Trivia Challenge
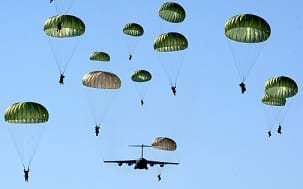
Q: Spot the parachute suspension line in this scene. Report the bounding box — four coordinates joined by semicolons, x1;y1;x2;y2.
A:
7;125;25;167
156;54;173;87
173;52;186;86
83;89;117;129
124;36;140;58
264;100;295;130
132;42;139;57
280;100;295;125
271;108;283;130
227;40;243;81
243;44;264;82
124;36;131;56
133;82;150;101
141;83;151;99
65;0;77;14
27;125;46;169
62;38;81;74
263;101;291;130
7;124;44;169
263;106;275;130
54;0;77;14
84;91;99;127
130;38;139;56
47;37;63;74
54;1;59;15
243;59;256;82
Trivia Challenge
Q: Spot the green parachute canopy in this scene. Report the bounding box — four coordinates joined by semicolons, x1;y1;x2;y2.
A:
82;71;121;89
152;137;177;151
159;2;186;23
154;32;188;52
131;70;152;82
89;52;110;62
224;14;271;43
123;23;144;37
265;76;298;98
44;14;85;38
4;102;49;124
262;94;286;106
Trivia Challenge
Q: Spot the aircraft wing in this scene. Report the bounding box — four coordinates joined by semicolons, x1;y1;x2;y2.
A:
104;160;136;165
146;160;179;166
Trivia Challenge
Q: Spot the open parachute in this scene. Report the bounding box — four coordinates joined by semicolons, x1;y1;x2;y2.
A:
159;2;186;23
123;23;144;61
131;70;152;82
44;15;85;38
262;76;298;134
44;14;85;84
4;102;49;170
225;14;270;93
82;71;121;89
225;14;271;43
152;137;177;151
262;95;286;106
154;32;188;52
131;70;152;106
82;71;121;136
89;52;110;62
154;32;188;95
123;23;144;37
264;76;298;98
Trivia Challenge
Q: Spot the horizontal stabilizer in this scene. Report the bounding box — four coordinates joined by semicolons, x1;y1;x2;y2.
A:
128;144;152;148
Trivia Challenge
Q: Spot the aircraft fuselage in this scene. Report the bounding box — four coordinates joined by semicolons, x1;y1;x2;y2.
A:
134;158;148;169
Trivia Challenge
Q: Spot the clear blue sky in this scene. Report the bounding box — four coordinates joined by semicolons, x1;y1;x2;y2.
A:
0;0;302;188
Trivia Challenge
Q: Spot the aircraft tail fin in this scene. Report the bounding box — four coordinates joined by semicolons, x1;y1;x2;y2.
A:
128;144;152;158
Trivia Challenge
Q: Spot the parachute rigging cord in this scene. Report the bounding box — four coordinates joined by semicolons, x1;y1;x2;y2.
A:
280;99;295;125
8;127;26;167
85;91;107;126
62;39;81;74
47;37;62;75
83;86;118;131
7;124;46;169
133;82;150;104
174;52;186;86
263;106;281;130
131;70;152;105
5;102;49;173
263;99;295;130
242;44;264;82
156;51;186;89
28;126;46;168
227;40;264;83
123;23;144;61
54;0;77;15
157;53;173;85
47;33;81;75
124;35;141;61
